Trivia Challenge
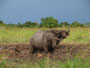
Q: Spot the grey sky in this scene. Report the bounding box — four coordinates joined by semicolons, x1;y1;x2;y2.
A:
0;0;90;24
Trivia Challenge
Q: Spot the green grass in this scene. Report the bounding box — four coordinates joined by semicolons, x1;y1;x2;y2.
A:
62;27;90;44
0;28;36;43
0;57;90;68
0;27;90;44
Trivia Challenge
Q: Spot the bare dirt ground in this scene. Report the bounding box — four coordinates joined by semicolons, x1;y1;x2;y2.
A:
0;43;90;61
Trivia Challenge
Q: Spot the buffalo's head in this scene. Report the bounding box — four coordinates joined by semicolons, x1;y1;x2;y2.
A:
50;29;70;39
58;29;70;39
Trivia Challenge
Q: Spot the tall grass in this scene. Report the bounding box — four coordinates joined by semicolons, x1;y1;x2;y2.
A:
0;27;90;44
0;57;90;68
62;27;90;44
0;28;36;43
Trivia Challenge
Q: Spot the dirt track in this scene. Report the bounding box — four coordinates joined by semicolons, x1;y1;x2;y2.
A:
0;43;90;61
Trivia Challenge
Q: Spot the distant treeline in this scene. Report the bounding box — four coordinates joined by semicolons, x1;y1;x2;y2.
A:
0;17;90;28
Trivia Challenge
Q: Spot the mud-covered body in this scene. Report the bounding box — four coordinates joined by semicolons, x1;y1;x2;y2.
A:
30;29;70;53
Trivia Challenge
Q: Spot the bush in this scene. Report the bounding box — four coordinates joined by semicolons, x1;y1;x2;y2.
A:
40;17;58;28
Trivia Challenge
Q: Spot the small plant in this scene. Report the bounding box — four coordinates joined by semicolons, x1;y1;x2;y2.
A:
0;61;7;68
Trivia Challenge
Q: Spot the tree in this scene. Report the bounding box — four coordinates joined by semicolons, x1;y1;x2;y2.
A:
0;20;4;24
71;21;81;27
24;21;32;27
59;22;70;27
17;22;23;28
40;17;58;28
86;23;90;27
23;21;39;28
80;23;85;27
32;22;39;27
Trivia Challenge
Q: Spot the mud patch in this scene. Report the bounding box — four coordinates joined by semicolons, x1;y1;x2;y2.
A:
0;43;90;61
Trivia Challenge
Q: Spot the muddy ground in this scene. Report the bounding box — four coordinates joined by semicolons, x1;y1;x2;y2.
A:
0;43;90;61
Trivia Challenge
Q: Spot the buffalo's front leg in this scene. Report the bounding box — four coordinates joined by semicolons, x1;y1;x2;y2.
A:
44;47;49;54
30;46;38;54
43;38;49;54
30;46;35;54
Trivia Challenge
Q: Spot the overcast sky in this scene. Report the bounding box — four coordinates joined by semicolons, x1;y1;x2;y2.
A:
0;0;90;24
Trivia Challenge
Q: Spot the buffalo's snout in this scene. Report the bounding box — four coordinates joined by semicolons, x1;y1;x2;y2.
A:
63;36;66;39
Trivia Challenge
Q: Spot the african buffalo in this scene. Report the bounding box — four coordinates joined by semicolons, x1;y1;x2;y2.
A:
30;29;70;54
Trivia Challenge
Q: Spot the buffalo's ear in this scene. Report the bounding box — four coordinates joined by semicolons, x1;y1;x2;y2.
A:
68;29;70;33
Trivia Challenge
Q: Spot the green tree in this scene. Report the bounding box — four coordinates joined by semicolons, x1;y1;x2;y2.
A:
59;22;70;27
80;23;86;27
17;22;23;28
71;21;81;27
0;20;5;24
23;21;39;28
86;23;90;27
0;20;7;28
40;17;58;28
24;21;32;27
32;22;39;27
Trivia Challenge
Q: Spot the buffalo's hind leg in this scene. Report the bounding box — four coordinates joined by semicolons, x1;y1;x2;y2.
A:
30;46;36;54
48;47;55;54
30;46;38;54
